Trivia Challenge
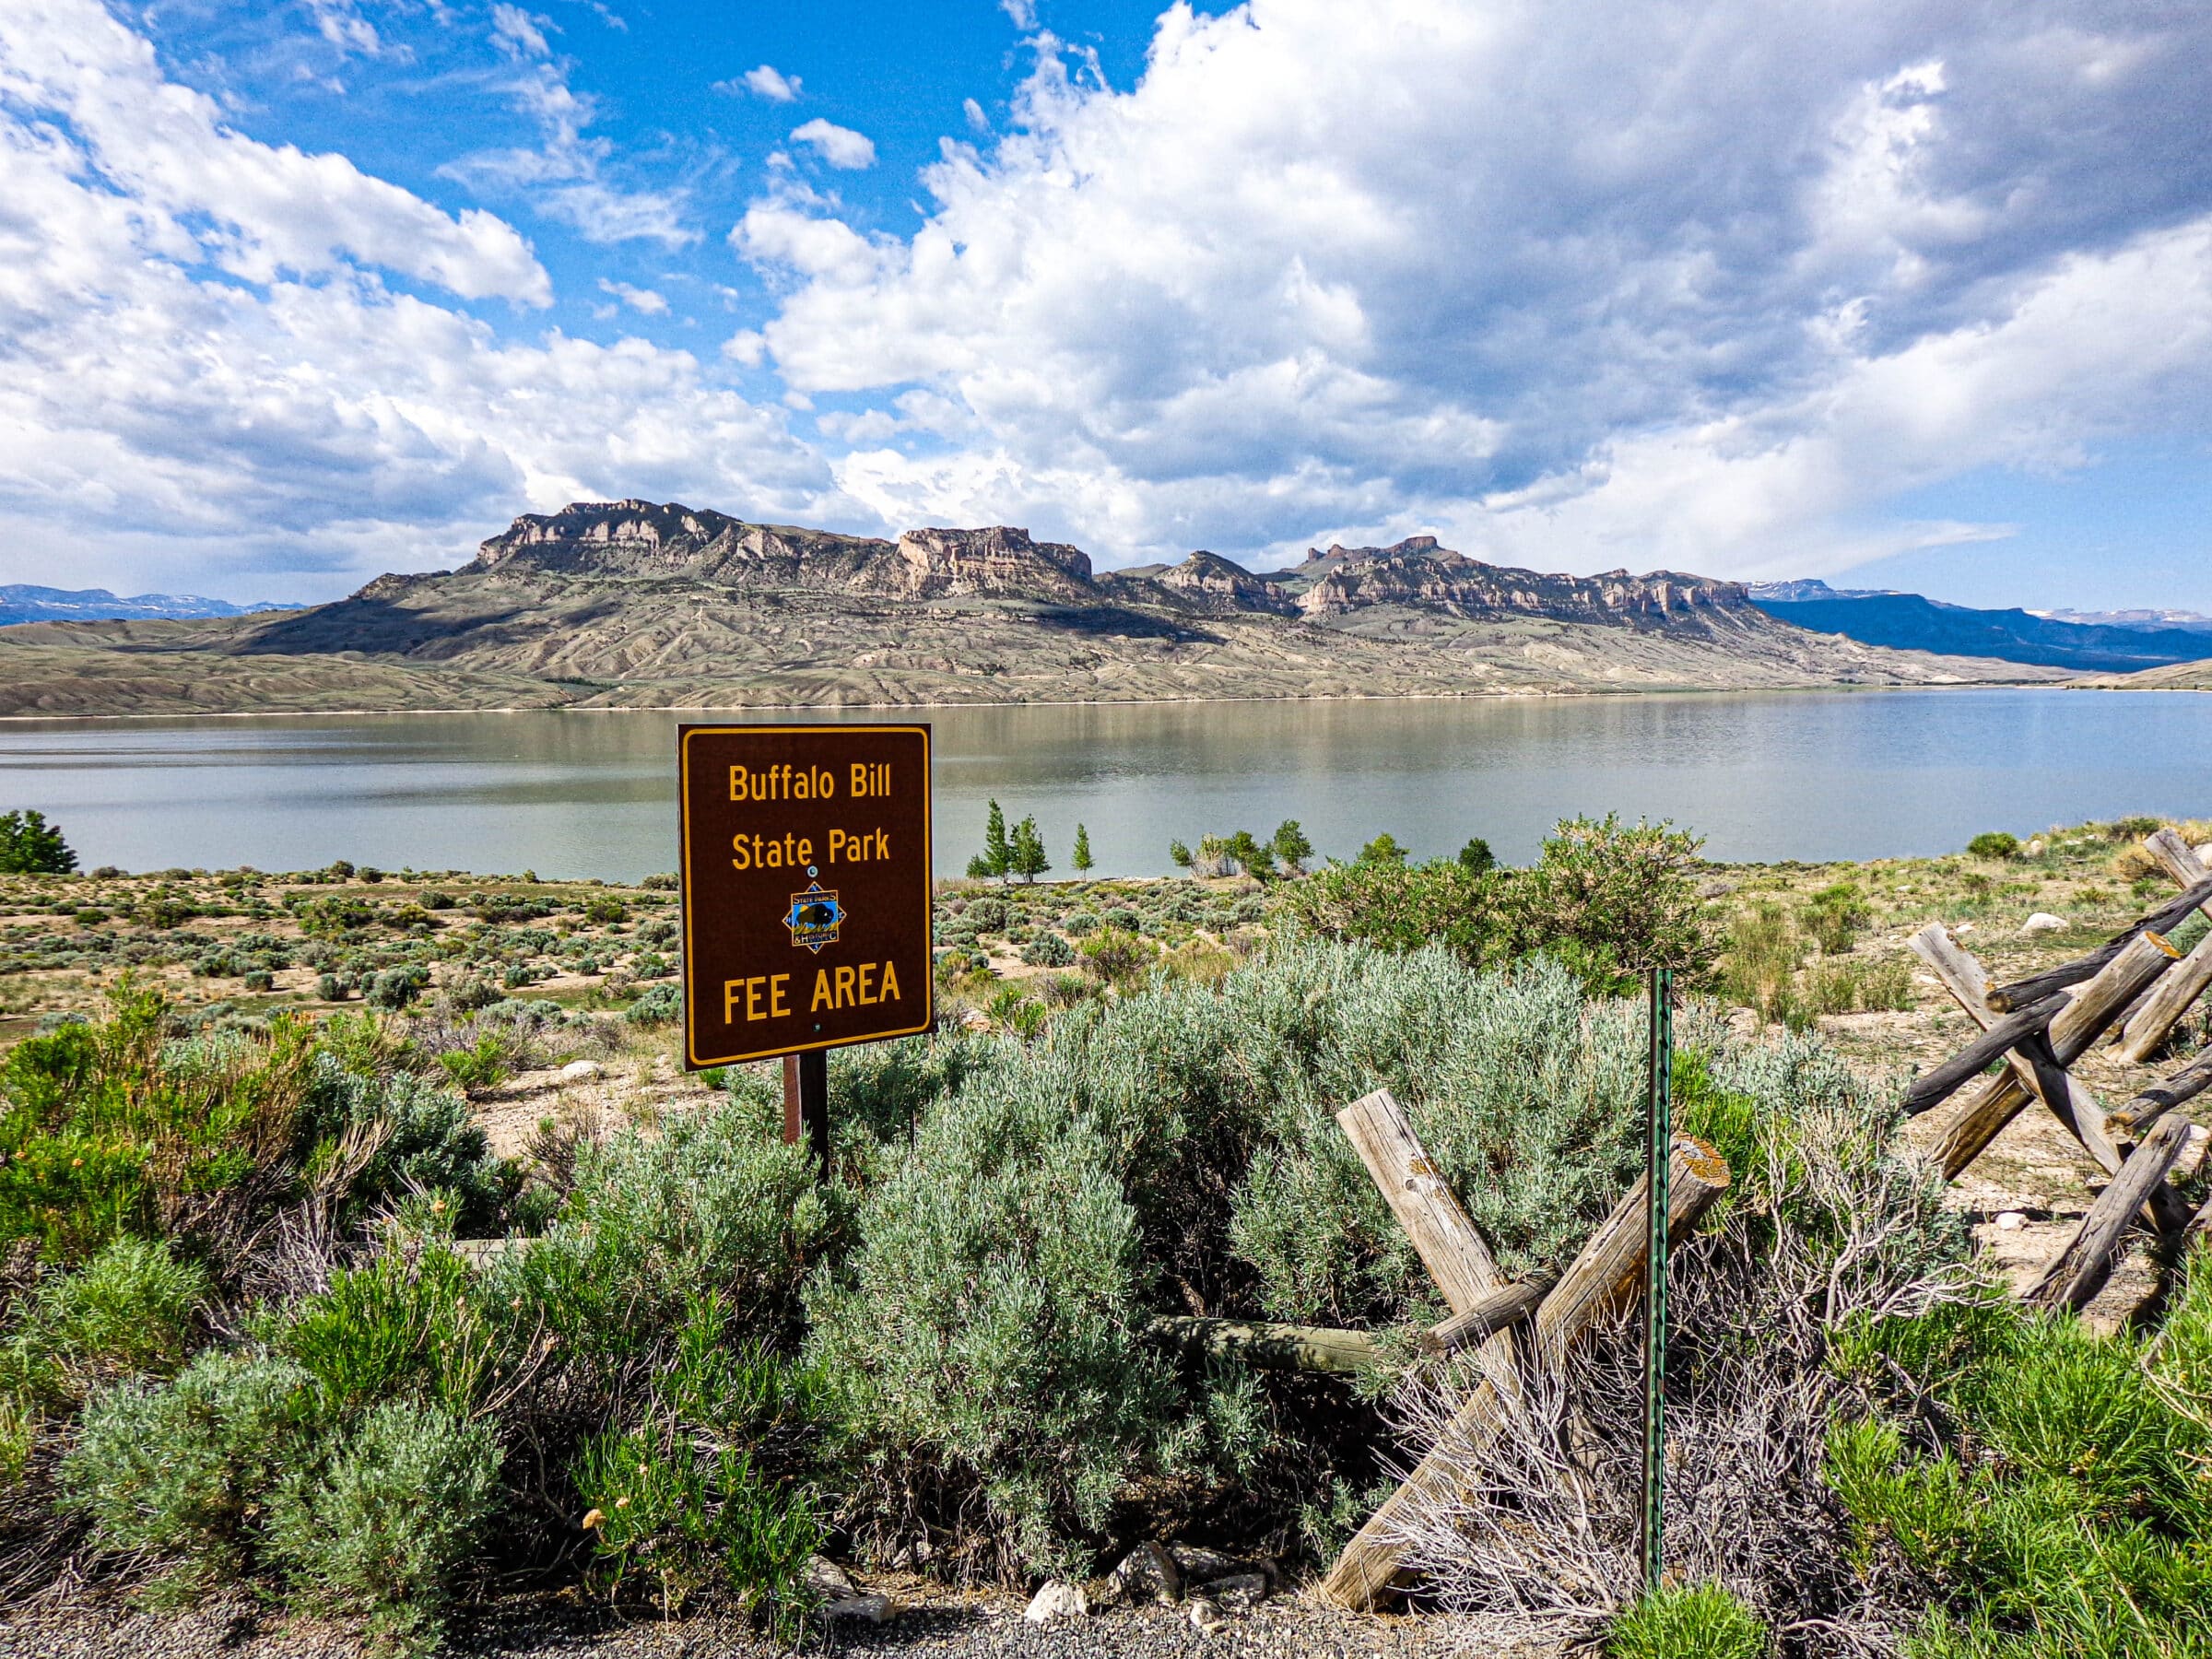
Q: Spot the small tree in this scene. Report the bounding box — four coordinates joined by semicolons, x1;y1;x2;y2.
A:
1271;820;1313;877
982;800;1013;884
1357;832;1408;867
0;809;78;875
1010;817;1050;884
1457;836;1495;875
1071;823;1093;875
1222;830;1270;880
1167;839;1194;870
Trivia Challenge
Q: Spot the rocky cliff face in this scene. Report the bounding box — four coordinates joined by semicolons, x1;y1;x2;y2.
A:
468;501;1094;604
1283;538;1753;623
1150;550;1298;615
889;526;1094;602
453;500;1750;628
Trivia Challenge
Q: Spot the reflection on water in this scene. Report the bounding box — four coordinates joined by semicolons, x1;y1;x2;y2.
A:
0;690;2206;880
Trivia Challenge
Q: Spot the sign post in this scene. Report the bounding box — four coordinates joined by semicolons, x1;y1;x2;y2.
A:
1641;965;1672;1595
677;724;934;1170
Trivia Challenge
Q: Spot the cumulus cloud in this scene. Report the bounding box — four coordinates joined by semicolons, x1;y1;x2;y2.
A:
788;117;877;170
597;277;669;313
739;0;2212;575
0;0;848;598
719;63;801;100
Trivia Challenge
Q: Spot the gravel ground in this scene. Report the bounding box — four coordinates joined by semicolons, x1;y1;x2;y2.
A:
0;1583;1509;1659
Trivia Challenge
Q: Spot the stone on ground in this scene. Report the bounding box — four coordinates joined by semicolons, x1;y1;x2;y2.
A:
1024;1581;1088;1624
1108;1541;1182;1606
2019;912;2067;935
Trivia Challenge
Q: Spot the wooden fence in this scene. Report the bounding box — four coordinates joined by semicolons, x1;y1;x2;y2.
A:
1258;826;2212;1608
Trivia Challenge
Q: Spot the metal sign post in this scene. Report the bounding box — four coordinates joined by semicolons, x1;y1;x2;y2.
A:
677;724;935;1175
1641;965;1672;1594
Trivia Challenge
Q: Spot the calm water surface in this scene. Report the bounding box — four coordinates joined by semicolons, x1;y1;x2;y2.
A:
0;690;2206;880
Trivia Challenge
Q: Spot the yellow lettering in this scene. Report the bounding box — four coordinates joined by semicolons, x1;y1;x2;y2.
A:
811;969;832;1012
730;833;749;871
858;961;877;1003
851;763;866;798
880;959;900;1002
723;979;744;1022
828;828;846;862
745;976;767;1021
770;974;790;1018
834;964;856;1007
729;766;746;802
797;837;813;865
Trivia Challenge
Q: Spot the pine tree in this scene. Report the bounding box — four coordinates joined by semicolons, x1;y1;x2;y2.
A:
1457;836;1496;875
0;809;76;875
1071;823;1093;875
982;800;1012;883
1271;819;1314;876
1010;816;1050;883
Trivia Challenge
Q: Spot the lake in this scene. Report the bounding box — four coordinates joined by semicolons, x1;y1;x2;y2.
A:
0;689;2206;880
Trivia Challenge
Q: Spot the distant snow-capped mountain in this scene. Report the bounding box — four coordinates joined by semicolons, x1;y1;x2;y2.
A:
0;585;301;627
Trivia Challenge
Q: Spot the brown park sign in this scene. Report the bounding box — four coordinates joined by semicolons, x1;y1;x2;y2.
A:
677;724;933;1068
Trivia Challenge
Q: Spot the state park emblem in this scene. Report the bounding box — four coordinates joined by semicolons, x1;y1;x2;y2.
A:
783;880;844;953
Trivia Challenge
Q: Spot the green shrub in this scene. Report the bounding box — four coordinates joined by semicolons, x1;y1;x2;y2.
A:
1825;1248;2212;1658
1281;857;1497;958
3;1237;209;1402
300;1058;508;1233
1801;881;1872;955
266;1398;501;1651
625;982;682;1026
1021;933;1075;968
1496;814;1715;987
1722;901;1803;1026
280;1245;493;1416
1608;1581;1766;1659
805;1067;1189;1577
64;1350;324;1582
1079;926;1151;985
1967;831;2020;860
437;1033;510;1092
0;989;320;1260
572;1426;819;1630
487;1099;832;1372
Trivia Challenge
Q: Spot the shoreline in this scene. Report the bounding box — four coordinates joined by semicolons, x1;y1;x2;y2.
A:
0;674;2086;724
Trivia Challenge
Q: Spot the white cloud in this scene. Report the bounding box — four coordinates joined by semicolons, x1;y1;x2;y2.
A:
739;0;2212;574
719;63;801;101
489;5;553;61
962;97;989;132
597;277;668;314
0;0;850;599
443;41;696;247
788;117;877;171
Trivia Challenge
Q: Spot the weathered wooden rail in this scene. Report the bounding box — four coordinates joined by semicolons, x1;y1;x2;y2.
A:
1901;825;2212;1312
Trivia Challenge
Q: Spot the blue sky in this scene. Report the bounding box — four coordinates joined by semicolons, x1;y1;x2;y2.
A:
0;0;2206;610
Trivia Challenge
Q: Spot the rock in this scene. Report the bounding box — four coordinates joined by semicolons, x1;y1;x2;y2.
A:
1994;1211;2026;1231
1698;878;1738;899
559;1059;602;1082
1955;923;1975;935
2019;912;2067;935
823;1594;892;1624
2025;840;2046;857
1108;1541;1182;1606
1168;1545;1239;1582
1198;1572;1269;1612
804;1556;856;1600
1188;1598;1227;1633
1024;1581;1088;1624
959;1007;992;1031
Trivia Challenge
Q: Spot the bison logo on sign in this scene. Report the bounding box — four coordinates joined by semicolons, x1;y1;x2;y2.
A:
783;880;844;953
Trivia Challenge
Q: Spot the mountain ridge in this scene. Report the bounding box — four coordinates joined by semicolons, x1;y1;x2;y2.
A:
0;500;2067;717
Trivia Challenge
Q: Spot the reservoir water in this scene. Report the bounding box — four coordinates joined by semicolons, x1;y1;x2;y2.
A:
0;689;2206;881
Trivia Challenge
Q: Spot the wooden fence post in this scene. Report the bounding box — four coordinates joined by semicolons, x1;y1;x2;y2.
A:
1317;1135;1731;1610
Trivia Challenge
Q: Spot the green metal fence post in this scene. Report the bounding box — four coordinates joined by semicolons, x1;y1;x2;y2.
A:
1641;964;1672;1595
